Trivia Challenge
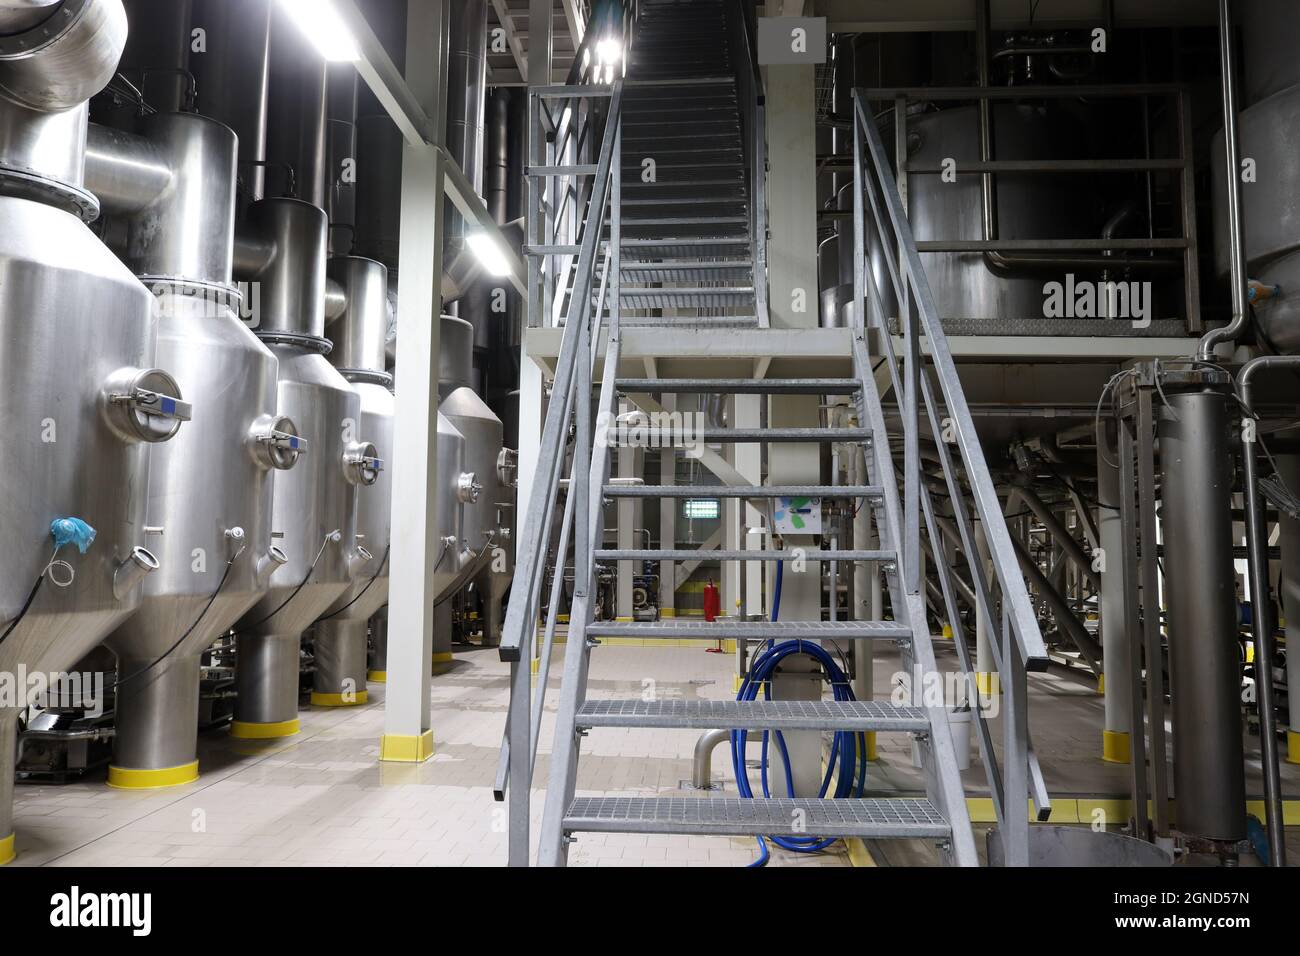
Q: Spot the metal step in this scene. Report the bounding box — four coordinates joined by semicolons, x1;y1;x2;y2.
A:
616;378;862;395
601;484;882;499
609;426;871;444
621;239;752;258
584;620;913;641
563;797;950;839
593;549;895;562
621;261;752;283
624;182;747;200
616;316;762;329
575;699;929;732
619;287;754;309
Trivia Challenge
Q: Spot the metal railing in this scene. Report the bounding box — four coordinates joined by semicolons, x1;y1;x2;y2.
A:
725;0;769;327
861;81;1200;335
496;73;624;865
850;89;1053;865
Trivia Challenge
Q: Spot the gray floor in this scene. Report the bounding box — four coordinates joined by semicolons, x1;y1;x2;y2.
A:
8;638;1296;866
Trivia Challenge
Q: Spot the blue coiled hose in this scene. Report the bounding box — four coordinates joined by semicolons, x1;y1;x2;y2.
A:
733;559;867;866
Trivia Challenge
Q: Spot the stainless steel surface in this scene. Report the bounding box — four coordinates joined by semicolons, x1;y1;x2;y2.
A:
0;0;126;112
316;257;394;700
438;313;475;395
446;0;487;244
691;728;729;790
1158;388;1246;842
326;257;389;374
0;1;182;836
189;0;271;203
90;113;239;291
233;198;366;728
83;123;171;215
441;381;514;645
99;110;291;774
237;197;329;339
0;0;60;34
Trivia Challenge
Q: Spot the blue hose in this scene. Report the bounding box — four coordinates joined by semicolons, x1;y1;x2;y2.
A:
733;558;867;865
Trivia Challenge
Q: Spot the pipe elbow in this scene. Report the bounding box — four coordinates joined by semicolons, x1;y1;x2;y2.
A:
347;545;375;579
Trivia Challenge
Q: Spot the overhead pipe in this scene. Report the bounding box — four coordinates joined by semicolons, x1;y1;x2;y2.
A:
1199;0;1251;360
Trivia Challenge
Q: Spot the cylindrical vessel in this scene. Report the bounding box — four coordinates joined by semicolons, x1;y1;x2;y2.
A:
0;0;184;857
232;198;374;737
97;112;298;787
1158;386;1246;843
313;256;394;705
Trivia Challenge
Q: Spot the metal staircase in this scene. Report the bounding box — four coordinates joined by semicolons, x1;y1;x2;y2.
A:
497;0;1052;868
617;0;768;327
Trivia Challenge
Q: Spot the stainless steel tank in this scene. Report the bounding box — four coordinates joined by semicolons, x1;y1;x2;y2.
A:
87;112;301;787
0;0;189;861
313;256;394;706
1213;0;1300;350
231;197;377;738
905;104;1091;322
439;316;516;649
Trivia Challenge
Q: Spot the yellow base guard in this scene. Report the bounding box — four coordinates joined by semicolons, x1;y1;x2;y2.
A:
107;760;200;790
431;651;454;664
230;718;301;739
367;670;387;683
1289;730;1300;765
1097;672;1105;695
310;690;369;707
0;832;14;865
976;672;1000;697
1102;729;1131;764
379;730;435;762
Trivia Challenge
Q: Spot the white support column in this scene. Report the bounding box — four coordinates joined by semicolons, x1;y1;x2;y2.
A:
1098;442;1133;764
736;394;763;682
381;0;450;763
762;1;817;330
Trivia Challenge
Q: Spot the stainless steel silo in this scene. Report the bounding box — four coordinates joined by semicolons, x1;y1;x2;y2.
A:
313;256;394;706
86;112;302;787
0;0;189;861
439;316;516;649
231;197;378;738
1213;0;1300;351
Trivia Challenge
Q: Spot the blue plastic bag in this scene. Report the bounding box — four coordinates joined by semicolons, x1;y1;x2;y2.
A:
50;517;96;554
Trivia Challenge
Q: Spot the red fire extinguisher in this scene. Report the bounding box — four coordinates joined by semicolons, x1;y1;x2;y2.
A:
703;579;720;622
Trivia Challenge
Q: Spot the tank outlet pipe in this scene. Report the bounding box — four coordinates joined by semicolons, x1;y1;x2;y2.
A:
346;545;375;579
458;472;483;504
692;729;730;790
254;546;289;589
113;547;160;600
1237;354;1297;865
1199;0;1251;360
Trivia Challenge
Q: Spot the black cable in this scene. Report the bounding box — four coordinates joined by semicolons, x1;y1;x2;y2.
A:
238;532;335;633
318;545;391;621
111;554;240;691
0;573;47;648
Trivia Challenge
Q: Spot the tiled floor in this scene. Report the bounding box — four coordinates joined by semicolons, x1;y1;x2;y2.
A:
10;638;1299;867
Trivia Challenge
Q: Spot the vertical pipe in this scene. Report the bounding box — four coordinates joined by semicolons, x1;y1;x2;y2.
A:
1159;387;1246;843
1279;456;1300;767
1098;430;1133;762
1199;0;1249;359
